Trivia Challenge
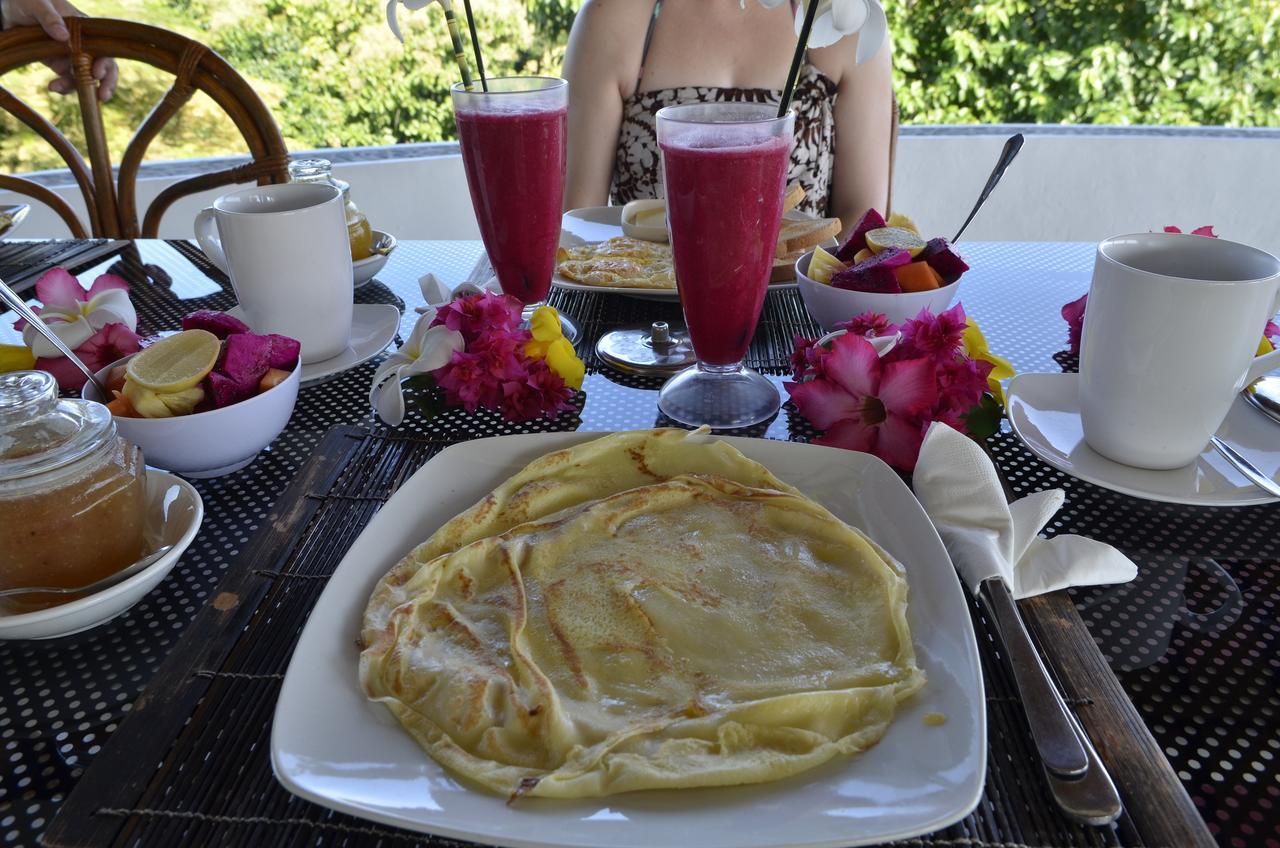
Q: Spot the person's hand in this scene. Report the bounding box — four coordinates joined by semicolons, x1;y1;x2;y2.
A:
1;0;118;101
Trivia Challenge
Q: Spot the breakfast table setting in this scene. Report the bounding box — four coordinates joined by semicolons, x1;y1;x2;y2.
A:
2;3;1279;848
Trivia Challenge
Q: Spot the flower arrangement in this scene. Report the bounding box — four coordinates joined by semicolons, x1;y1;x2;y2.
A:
6;268;142;390
786;303;1013;471
370;291;584;426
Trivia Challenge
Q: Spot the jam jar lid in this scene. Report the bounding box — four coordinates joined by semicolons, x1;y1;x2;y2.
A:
0;370;115;481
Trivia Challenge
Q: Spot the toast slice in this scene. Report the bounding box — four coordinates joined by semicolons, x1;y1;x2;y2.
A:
776;215;842;257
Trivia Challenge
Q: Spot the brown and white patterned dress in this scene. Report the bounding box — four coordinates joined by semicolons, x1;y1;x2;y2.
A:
611;65;838;217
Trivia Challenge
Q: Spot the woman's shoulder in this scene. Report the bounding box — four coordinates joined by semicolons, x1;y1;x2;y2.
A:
807;30;888;89
567;0;653;89
572;0;657;44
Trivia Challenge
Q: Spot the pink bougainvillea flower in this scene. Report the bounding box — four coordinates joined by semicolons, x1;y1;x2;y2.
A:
430;291;522;344
35;322;142;390
786;332;936;471
1265;319;1279;342
834;311;894;339
498;359;574;422
1163;225;1218;238
1062;293;1088;355
17;268;136;358
895;302;969;361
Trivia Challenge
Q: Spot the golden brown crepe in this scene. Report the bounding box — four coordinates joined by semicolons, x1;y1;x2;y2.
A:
359;431;925;800
557;236;676;289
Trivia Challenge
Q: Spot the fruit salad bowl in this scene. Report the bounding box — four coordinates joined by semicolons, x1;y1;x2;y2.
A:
795;249;959;329
83;354;299;479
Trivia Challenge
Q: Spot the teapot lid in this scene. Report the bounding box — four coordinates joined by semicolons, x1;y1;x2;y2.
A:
0;371;114;480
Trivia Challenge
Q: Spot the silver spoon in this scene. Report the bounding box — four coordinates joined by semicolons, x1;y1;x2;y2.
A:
1209;438;1280;498
953;133;1024;244
0;276;111;398
1244;376;1280;425
0;545;174;600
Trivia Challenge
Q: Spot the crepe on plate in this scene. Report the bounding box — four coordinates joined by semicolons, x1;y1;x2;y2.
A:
359;430;926;799
557;236;676;290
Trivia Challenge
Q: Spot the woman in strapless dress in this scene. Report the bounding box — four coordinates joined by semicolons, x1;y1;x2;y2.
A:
562;0;895;230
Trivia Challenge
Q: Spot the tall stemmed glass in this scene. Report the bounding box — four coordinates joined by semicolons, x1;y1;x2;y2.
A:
451;76;575;339
656;103;794;428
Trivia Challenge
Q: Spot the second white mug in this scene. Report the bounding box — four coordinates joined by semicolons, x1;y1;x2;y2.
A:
195;183;353;364
1079;232;1280;470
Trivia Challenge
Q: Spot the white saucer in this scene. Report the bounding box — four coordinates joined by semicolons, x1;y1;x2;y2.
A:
228;303;401;388
1007;372;1280;506
0;471;204;640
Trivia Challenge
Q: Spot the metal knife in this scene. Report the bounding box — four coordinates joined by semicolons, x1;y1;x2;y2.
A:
979;576;1089;777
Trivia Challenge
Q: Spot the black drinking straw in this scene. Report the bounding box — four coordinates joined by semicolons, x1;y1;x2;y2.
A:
462;0;488;92
778;1;820;118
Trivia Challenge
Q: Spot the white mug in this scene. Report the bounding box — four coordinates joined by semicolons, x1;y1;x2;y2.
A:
195;183;353;364
1079;232;1280;469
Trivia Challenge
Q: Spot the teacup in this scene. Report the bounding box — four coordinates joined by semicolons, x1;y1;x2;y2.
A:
1079;233;1280;469
195;183;353;364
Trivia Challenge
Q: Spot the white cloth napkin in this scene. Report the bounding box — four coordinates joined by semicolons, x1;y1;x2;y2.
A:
913;422;1137;599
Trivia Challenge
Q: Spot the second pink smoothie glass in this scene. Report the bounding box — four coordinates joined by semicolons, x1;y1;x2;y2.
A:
451;77;574;337
656;103;794;428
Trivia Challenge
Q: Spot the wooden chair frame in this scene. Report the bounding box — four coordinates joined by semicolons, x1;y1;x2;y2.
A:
0;18;288;238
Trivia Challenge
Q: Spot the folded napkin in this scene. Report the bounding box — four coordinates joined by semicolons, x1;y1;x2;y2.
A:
913;422;1137;599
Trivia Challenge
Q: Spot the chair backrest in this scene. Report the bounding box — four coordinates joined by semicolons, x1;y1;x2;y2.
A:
0;18;288;238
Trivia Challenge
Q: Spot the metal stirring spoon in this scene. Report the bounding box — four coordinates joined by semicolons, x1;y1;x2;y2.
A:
0;546;174;600
0;276;111;398
953;133;1025;244
1244;376;1280;425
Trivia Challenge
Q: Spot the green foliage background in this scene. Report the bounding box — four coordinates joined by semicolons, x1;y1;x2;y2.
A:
1;0;1277;172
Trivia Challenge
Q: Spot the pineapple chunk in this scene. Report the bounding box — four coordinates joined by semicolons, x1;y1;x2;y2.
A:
806;246;849;285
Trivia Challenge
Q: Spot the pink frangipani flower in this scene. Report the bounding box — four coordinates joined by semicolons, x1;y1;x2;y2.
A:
786;332;937;471
35;322;141;390
17;268;136;358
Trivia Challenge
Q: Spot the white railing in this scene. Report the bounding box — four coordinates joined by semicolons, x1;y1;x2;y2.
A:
3;125;1278;255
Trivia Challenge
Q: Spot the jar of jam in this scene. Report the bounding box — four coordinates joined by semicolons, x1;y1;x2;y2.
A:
0;371;147;612
288;157;374;261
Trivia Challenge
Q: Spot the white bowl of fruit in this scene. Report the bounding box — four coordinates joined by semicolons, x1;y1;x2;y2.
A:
795;210;967;330
82;311;300;479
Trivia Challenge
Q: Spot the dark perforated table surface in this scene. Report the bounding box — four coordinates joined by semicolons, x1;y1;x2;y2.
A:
0;239;1275;848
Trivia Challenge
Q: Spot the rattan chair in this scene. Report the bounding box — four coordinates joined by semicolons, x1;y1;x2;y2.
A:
0;18;288;238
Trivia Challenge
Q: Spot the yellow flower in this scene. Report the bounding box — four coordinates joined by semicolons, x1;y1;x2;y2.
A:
0;344;36;373
963;319;1015;404
523;306;585;390
1258;336;1275;357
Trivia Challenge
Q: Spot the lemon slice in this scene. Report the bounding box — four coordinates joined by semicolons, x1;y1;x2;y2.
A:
865;227;926;258
806;246;848;285
125;329;220;393
886;212;921;235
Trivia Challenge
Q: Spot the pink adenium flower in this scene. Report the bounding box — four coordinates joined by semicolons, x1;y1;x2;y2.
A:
896;303;968;360
1164;225;1218;237
430;291;522;344
1062;293;1088;355
786;332;936;471
34;322;141;390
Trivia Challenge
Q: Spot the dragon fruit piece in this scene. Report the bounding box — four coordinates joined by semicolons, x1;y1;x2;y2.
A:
834;208;887;262
218;333;273;386
181;310;250;339
205;370;258;409
830;247;911;293
921;238;969;284
265;334;301;370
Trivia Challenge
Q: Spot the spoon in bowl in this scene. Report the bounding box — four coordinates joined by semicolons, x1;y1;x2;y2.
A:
0;276;110;399
0;545;174;601
953;133;1025;244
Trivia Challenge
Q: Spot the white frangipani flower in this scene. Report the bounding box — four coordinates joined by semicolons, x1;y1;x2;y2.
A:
20;270;137;358
756;0;887;62
369;306;465;426
386;0;434;43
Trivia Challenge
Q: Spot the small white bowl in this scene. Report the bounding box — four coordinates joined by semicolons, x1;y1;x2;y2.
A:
353;230;396;288
83;355;300;478
795;250;960;330
0;470;203;640
620;199;668;243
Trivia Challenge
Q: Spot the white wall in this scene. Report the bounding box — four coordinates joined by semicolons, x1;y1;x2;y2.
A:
4;130;1279;255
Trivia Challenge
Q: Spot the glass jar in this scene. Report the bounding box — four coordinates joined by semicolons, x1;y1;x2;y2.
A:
288;157;374;261
0;371;147;612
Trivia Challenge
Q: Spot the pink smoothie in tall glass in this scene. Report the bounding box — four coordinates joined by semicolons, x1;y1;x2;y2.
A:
661;133;790;366
455;105;566;304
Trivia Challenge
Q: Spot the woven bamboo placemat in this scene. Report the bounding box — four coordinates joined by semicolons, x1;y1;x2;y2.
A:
44;425;1159;848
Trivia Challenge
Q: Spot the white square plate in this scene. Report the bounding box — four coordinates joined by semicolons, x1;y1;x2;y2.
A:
272;433;985;848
